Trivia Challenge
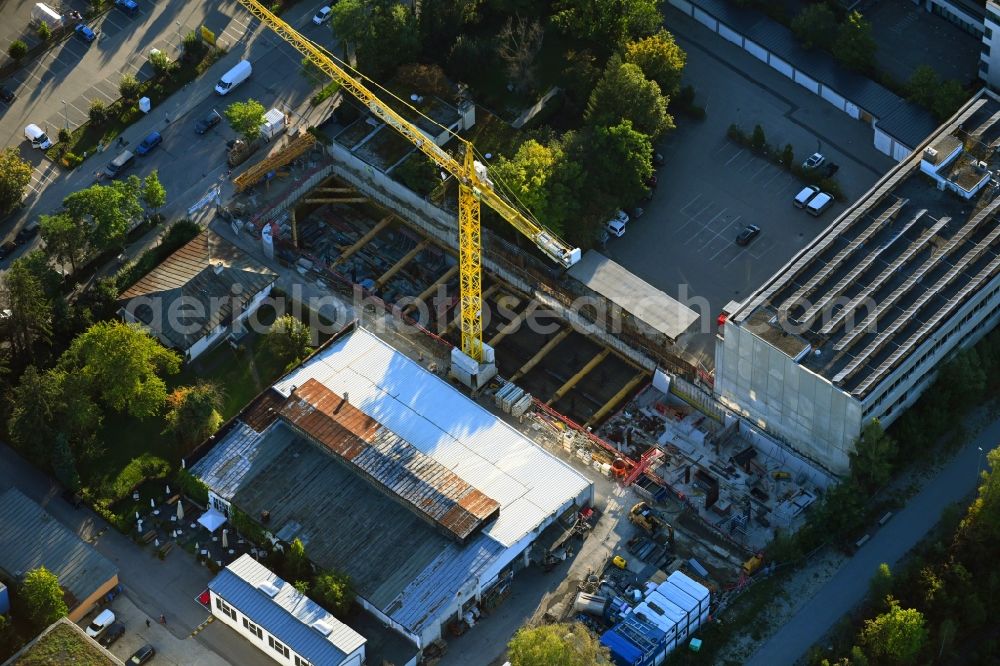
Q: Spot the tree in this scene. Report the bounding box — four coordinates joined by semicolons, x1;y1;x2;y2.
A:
285;538;310;581
850;419;896;491
8;40;28;61
833;11;876;72
932;80;968;121
624;29;687;97
266;315;312;363
224;99;267;142
59;321;181;418
552;0;661;55
163;382;224;451
7;366;63;460
142;170;167;215
507;622;612;666
62;179;144;252
149;49;176;77
182;30;207;62
37;20;51;41
583;120;654;210
496;15;544;92
361;0;420;79
118;73;141;102
1;258;53;359
585;57;672;138
791;4;838;50
781;143;794;167
490;139;565;235
906;65;939;109
751;124;766;153
329;0;369;56
869;562;893;602
39;213;88;273
860;597;927;664
19;567;68;629
417;0;481;56
51;433;81;491
0;147;33;216
89;98;108;125
312;571;353;618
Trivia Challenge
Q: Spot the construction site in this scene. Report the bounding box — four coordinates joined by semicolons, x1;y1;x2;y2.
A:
190;2;841;663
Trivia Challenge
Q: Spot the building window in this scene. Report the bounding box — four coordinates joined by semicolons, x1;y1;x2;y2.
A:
988;26;994;39
985;44;992;57
242;617;263;639
983;61;991;75
268;636;290;659
215;598;237;621
295;657;312;666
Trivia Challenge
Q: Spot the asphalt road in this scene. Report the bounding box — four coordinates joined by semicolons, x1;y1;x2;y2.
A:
746;419;999;665
0;0;335;265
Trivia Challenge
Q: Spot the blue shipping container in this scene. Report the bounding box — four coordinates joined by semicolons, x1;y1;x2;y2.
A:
0;582;9;615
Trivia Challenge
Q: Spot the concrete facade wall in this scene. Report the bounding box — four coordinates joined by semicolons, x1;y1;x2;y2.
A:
714;322;861;473
983;2;1000;88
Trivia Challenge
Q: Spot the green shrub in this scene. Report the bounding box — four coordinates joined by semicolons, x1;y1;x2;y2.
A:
64;152;83;168
114;220;201;292
311;81;341;106
149;50;176;77
89;99;108;125
58;128;71;144
751;124;767;153
37;21;51;41
182;30;207;62
119;73;142;102
101;454;172;503
175;469;209;506
119;104;141;125
8;40;28;61
727;123;747;143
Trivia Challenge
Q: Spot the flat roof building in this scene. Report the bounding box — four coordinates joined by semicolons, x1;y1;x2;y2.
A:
0;488;119;622
192;325;593;649
715;89;1000;473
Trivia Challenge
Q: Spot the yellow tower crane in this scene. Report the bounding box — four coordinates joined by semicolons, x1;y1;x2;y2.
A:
235;0;581;386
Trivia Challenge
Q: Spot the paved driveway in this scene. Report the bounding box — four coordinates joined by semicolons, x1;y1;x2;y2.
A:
0;442;271;666
746;419;999;665
602;7;897;369
0;0;331;265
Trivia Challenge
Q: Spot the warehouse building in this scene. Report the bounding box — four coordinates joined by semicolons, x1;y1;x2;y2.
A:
715;89;1000;473
191;324;594;649
0;488;119;622
208;554;366;666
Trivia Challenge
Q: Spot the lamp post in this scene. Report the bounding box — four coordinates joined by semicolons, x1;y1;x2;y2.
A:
61;99;68;130
975;446;984;485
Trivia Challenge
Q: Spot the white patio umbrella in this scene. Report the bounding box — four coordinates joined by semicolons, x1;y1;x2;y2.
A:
150;498;155;509
176;500;184;520
221;529;228;549
165;484;171;496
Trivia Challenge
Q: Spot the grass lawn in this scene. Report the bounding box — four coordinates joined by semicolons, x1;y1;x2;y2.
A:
12;621;116;666
79;324;286;491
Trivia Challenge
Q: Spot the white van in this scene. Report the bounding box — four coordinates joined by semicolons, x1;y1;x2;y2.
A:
215;60;252;95
24;124;52;150
806;192;834;217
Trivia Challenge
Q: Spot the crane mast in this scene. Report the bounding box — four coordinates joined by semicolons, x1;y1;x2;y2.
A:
235;0;582;381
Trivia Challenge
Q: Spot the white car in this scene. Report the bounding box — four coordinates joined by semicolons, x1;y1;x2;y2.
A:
85;609;116;638
605;210;630;238
794;185;820;208
802;152;825;169
312;6;332;24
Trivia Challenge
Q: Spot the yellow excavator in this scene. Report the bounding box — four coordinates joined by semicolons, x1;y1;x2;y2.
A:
629;502;675;547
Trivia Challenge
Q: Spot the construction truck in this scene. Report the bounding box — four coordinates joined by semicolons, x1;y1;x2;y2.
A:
629;502;675;548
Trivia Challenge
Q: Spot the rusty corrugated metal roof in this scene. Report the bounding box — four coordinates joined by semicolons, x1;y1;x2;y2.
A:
278;378;500;542
242;389;286;433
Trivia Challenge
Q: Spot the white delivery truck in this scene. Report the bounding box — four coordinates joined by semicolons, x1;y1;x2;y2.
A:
261;108;286;141
24;124;52;150
31;3;63;28
215;60;252;95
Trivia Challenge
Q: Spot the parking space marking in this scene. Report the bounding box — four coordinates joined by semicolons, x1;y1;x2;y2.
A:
724;148;744;167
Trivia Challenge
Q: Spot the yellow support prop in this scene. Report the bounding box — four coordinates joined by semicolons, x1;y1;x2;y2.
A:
376;239;430;288
547;348;611;406
510;327;572;382
585;370;648;428
331;215;393;267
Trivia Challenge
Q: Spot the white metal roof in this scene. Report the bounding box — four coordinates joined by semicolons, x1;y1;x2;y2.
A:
273;327;592;548
212;554;366;660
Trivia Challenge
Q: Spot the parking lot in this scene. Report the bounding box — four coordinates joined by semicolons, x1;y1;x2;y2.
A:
603;7;897;368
